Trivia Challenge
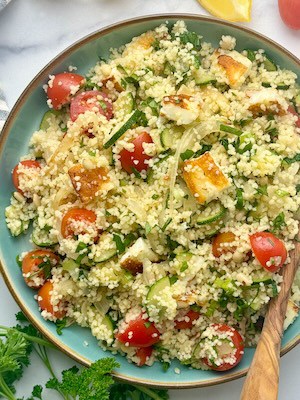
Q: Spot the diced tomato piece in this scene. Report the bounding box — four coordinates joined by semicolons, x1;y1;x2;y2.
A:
47;72;84;110
116;314;160;348
61;208;97;239
12;160;41;196
174;309;200;330
38;281;66;319
250;231;287;272
287;105;300;129
202;324;244;371
212;232;236;258
119;132;153;174
70;91;113;122
22;250;59;289
136;347;153;366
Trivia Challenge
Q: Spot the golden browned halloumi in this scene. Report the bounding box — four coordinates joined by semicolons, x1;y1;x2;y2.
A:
217;50;252;88
68;164;110;204
283;299;299;330
183;152;230;204
160;94;201;125
247;88;289;116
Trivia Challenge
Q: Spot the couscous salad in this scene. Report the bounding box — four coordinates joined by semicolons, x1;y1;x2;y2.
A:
6;21;300;371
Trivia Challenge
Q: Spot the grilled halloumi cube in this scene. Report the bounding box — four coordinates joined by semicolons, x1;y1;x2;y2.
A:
284;299;299;331
182;152;230;204
68;164;111;203
160;94;201;125
217;50;252;88
247;88;289;116
120;238;159;275
123;31;155;56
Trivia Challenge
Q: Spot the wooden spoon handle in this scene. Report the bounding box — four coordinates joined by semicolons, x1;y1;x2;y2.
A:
240;242;300;400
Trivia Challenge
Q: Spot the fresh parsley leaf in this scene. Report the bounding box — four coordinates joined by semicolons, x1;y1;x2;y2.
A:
179;31;201;50
283;153;300;164
271;212;286;233
55;317;67;336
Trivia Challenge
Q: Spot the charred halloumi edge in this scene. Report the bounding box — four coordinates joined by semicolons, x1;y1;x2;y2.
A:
212;49;252;88
160;94;202;125
182;152;231;204
246;88;289;116
120;237;159;268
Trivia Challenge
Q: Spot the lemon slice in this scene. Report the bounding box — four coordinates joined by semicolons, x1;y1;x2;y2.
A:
197;0;252;22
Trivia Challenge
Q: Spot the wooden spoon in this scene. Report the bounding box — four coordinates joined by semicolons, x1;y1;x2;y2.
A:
240;241;300;400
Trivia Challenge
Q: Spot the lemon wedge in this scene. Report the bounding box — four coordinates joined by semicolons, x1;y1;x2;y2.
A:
197;0;252;22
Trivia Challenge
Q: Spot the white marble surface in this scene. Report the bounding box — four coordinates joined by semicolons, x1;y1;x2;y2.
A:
0;0;299;399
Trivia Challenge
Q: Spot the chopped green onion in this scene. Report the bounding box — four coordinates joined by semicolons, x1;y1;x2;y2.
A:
76;242;88;253
220;124;242;136
220;138;229;150
113;234;125;254
180;149;194;161
236;188;244;210
275;189;289;197
180;261;189;273
161;218;172;232
131;167;142;179
152;194;159;200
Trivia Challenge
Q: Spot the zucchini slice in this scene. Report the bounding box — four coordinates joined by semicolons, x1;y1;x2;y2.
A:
102;315;114;340
263;56;277;72
196;201;226;225
94;249;117;263
114;92;134;116
160;127;182;150
39;110;64;130
194;71;216;86
146;276;170;312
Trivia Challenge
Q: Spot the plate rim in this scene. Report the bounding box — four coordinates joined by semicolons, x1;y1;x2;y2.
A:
0;13;299;389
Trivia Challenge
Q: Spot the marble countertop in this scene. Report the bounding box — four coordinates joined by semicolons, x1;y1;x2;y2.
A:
0;0;299;399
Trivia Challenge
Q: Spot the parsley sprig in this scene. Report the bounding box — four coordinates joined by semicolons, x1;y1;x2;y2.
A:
0;313;169;400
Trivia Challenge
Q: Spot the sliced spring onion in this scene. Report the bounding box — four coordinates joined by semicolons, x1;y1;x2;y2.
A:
236;188;244;210
220;124;242;136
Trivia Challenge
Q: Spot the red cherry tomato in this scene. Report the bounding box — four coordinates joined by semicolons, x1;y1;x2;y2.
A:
70;91;113;122
287;105;300;128
47;73;84;110
278;0;300;30
136;347;153;366
38;281;66;319
22;250;59;289
12;160;41;195
212;232;236;258
202;324;244;371
174;309;200;330
116;314;160;348
61;208;97;239
119;132;153;174
250;232;287;272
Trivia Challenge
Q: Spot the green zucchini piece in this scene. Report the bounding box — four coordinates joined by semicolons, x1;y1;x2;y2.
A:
94;249;117;263
62;259;78;272
103;110;143;148
31;224;58;248
114;92;134;115
194;71;216;86
252;275;274;285
160;128;182;149
39;110;63;130
196;201;226;225
276;84;290;90
245;49;256;62
264;56;277;72
146;276;170;313
102;315;114;339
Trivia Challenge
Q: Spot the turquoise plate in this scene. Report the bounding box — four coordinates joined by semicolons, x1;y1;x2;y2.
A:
0;14;299;388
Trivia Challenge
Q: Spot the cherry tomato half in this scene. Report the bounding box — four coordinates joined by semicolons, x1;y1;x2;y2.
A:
22;250;59;289
12;160;41;195
116;314;160;348
278;0;300;30
61;208;97;239
70;90;113;122
119;132;153;174
250;231;287;272
136;347;153;366
212;232;236;258
47;72;84;110
38;281;66;319
287;105;300;129
174;309;200;330
202;324;244;371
